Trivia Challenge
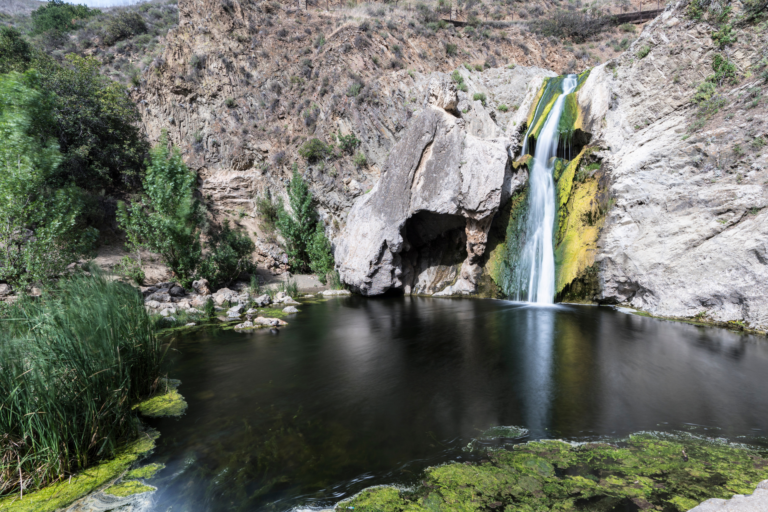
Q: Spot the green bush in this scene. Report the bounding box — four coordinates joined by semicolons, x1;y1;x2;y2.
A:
198;221;255;289
117;133;202;287
255;190;281;233
473;92;487;106
225;97;235;107
115;255;145;284
299;138;332;162
637;45;651;59
0;272;162;496
445;42;458;56
710;53;737;85
337;131;361;154
498;104;509;112
353;152;367;167
0;72;96;286
347;82;363;97
103;11;147;46
0;27;35;74
276;168;335;280
31;0;99;35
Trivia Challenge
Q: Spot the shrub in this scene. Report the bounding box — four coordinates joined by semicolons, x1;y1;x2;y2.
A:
115;255;145;284
473;92;487;105
498;104;509;112
31;0;99;35
353;152;368;167
315;34;326;47
307;221;335;284
0;273;162;496
710;53;737;85
225;97;236;107
637;45;650;58
299;138;332;162
445;42;458;56
255;190;281;233
474;64;483;71
337;131;361;154
0;27;35;74
619;23;636;32
347;82;363;96
117;133;202;287
276;168;318;272
0;72;96;286
103;11;147;46
198;221;255;289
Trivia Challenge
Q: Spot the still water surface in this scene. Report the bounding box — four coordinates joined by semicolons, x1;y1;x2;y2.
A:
144;297;768;511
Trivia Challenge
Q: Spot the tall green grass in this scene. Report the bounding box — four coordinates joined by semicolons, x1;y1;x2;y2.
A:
0;272;164;497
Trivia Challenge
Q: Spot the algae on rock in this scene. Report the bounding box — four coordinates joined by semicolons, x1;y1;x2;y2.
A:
339;433;768;512
134;378;188;418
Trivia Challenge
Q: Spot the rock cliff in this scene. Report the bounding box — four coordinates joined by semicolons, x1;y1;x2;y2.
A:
134;0;768;329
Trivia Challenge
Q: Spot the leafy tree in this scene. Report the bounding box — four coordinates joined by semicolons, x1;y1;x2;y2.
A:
276;168;335;282
337;131;360;155
0;27;35;75
307;222;335;284
277;168;316;271
198;221;256;289
30;0;99;35
38;54;149;192
117;133;202;286
0;72;95;285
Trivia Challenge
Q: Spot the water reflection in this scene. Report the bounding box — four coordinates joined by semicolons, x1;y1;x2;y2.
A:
144;297;768;511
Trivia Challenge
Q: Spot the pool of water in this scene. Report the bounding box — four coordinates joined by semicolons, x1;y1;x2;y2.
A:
143;297;768;511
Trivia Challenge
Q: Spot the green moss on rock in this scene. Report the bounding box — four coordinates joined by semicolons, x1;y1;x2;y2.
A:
124;462;164;480
134;378;187;418
338;433;768;512
0;432;158;512
104;480;156;498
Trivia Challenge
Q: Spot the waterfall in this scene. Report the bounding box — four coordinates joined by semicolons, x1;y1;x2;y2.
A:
512;74;578;304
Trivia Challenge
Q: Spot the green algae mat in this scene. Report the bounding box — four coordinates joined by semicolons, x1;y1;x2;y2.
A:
339;434;768;512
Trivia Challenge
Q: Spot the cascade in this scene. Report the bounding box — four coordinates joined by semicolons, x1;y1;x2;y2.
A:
512;74;578;304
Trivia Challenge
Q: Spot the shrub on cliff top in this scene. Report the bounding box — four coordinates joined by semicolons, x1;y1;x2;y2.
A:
31;0;99;35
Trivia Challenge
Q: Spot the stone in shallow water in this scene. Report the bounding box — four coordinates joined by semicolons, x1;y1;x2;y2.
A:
322;289;351;296
283;306;299;314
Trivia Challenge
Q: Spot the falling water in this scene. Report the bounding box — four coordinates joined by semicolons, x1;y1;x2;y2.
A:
513;74;578;304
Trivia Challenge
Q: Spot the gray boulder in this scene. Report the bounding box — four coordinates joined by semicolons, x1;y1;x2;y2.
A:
169;285;186;297
0;283;11;297
334;76;525;296
282;306;299;314
253;294;271;307
192;278;210;295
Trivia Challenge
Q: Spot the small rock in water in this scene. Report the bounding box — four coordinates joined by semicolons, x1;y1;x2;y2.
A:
270;328;279;335
185;322;196;327
228;304;245;315
283;306;299;314
234;321;254;330
322;289;351;297
253;294;271;307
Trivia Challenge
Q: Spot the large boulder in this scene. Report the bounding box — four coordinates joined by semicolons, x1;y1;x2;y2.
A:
334;76;525;296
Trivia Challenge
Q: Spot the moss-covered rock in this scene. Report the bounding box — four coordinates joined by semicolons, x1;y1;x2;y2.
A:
124;462;165;480
0;432;158;512
338;433;768;512
134;378;188;418
104;480;156;498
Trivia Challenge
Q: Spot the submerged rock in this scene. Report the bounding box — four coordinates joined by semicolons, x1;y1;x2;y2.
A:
340;433;768;512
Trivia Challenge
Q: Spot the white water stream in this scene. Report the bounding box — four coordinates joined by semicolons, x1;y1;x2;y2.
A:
514;74;578;304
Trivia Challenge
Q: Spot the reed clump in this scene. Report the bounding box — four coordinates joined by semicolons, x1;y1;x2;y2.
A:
0;272;164;498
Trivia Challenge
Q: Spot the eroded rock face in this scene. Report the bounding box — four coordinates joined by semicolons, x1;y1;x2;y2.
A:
575;4;768;329
335;76;527;296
